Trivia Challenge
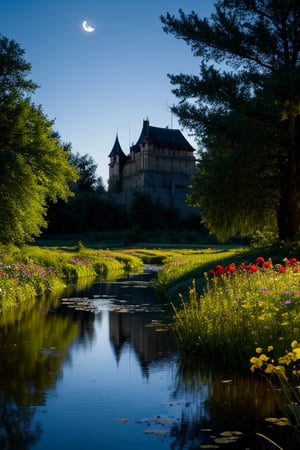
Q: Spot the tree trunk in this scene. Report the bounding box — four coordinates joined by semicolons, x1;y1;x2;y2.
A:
277;113;300;241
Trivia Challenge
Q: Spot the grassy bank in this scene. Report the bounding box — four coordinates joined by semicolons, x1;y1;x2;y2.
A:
0;243;143;310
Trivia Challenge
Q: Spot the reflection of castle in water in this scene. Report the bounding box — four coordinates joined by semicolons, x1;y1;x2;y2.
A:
61;268;178;378
109;310;176;378
99;268;177;378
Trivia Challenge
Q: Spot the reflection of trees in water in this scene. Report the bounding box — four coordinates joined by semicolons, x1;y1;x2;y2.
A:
166;357;283;449
0;299;79;449
0;401;41;450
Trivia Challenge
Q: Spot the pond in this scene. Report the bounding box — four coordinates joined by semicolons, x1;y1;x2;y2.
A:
0;266;292;449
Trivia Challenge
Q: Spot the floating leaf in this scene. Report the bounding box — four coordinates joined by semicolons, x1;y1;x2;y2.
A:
265;417;290;426
214;437;238;444
220;430;243;436
114;417;131;423
265;417;279;423
200;445;219;449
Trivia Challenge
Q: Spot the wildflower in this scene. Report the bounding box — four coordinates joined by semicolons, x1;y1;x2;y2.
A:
282;290;291;296
256;256;265;264
225;263;236;273
240;262;247;270
288;258;298;265
291;340;298;349
280;300;292;305
292;348;300;361
248;264;259;273
263;261;272;269
260;287;269;293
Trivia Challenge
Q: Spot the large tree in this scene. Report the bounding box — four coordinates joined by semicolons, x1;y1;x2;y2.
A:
161;0;300;241
0;35;77;245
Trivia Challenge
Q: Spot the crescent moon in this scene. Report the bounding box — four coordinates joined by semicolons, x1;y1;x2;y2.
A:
82;20;95;32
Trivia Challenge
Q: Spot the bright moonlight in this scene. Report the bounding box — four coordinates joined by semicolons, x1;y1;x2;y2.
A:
82;20;95;32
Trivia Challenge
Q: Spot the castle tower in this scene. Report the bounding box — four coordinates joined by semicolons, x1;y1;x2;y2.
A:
108;134;127;192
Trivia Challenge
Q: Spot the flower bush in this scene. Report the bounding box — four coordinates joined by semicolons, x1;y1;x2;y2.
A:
208;256;300;276
250;341;300;380
172;256;300;367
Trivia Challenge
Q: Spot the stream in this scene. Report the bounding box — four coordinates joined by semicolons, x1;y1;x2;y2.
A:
0;266;290;449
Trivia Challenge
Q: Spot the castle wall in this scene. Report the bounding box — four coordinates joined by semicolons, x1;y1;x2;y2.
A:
107;122;196;218
110;170;194;217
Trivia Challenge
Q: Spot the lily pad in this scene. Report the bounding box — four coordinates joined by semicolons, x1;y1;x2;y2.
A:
265;417;290;426
200;445;220;449
214;437;238;444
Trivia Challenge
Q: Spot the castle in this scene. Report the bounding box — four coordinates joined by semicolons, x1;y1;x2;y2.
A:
108;119;196;217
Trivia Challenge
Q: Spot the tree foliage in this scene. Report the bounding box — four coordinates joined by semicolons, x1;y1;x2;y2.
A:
0;35;78;245
161;0;300;241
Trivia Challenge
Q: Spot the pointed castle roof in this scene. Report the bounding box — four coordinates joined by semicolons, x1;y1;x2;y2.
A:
108;135;127;159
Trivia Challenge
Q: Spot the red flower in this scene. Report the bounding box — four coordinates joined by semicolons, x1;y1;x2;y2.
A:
256;256;265;264
240;262;247;270
263;261;272;269
288;258;298;265
215;264;225;275
225;263;236;273
278;265;286;273
248;264;259;273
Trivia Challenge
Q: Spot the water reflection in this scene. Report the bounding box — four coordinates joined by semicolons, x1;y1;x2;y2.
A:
0;295;79;449
0;267;290;450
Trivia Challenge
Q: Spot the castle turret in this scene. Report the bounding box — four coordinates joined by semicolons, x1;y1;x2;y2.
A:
108;135;127;192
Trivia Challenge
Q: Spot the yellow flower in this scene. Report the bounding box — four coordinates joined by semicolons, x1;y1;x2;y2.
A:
291;340;298;349
292;348;300;360
267;345;274;352
278;353;292;365
273;365;287;379
264;363;276;374
256;347;263;354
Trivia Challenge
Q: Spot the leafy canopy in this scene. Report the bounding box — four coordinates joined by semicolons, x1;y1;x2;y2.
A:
161;0;300;241
0;35;78;245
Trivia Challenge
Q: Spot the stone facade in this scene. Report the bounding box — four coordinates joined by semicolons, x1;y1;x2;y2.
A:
108;119;196;217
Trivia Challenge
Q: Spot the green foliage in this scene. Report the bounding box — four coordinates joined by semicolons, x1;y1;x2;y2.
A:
0;34;38;102
0;35;78;245
161;1;300;241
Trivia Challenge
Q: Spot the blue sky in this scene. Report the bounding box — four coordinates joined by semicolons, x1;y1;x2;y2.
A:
1;0;215;185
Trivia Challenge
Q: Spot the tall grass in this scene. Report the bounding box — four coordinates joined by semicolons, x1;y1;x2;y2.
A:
154;246;251;300
172;257;300;368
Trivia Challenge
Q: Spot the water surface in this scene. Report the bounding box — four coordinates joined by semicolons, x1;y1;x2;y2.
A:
0;267;289;449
